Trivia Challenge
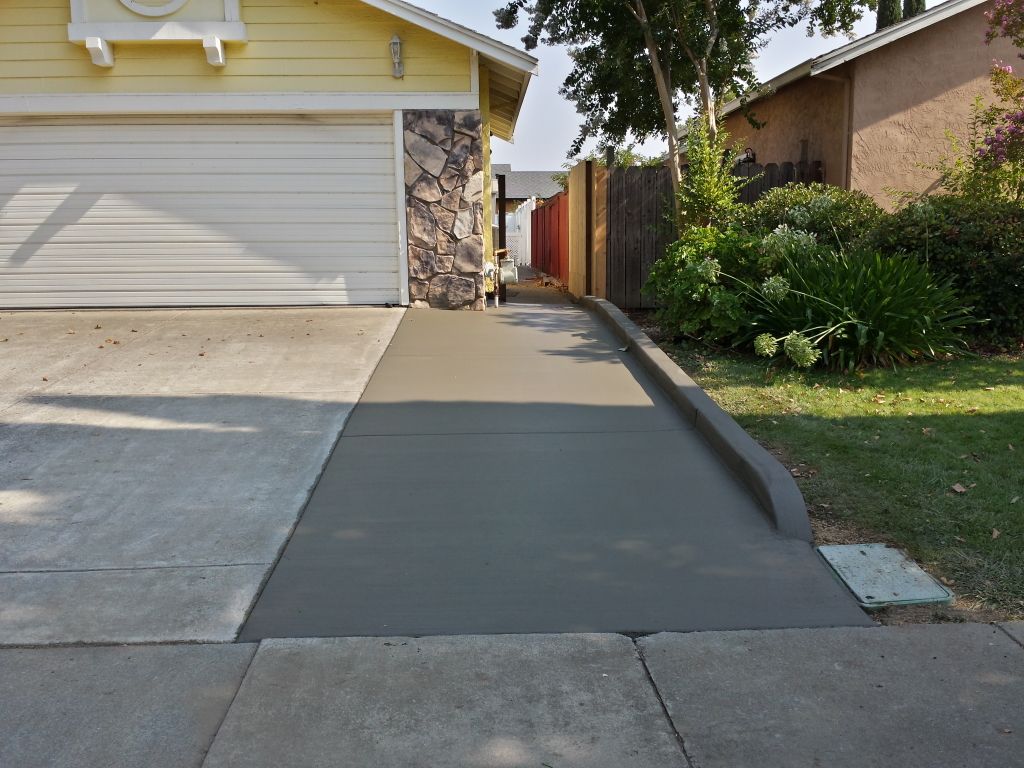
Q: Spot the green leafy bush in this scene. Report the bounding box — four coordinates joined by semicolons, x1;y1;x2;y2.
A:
745;249;975;371
740;183;884;247
678;115;750;229
645;226;760;341
870;195;1024;341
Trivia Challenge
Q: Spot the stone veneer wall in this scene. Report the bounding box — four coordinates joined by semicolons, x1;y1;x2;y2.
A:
403;110;486;310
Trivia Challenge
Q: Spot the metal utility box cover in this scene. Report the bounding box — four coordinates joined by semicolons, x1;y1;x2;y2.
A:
817;544;953;609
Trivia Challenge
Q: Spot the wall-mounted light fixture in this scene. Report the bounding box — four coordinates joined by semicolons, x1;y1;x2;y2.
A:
739;147;757;164
390;35;404;79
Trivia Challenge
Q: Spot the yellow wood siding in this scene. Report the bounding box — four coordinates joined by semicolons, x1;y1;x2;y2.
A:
0;0;473;94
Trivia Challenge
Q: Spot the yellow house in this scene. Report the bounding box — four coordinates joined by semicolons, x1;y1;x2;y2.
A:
0;0;537;309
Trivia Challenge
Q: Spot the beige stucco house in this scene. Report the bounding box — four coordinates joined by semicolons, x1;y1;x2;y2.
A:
721;0;1018;206
0;0;537;310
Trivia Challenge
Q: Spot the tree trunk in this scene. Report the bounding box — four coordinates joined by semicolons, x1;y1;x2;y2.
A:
695;63;717;143
630;0;682;226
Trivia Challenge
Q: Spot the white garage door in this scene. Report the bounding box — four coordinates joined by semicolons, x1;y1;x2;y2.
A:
0;116;402;307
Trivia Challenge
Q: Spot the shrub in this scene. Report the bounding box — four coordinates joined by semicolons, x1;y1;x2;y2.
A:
745;249;975;371
645;226;760;341
678;115;749;229
740;183;885;248
870;195;1024;341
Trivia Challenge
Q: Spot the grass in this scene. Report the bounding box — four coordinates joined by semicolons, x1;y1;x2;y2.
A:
660;337;1024;618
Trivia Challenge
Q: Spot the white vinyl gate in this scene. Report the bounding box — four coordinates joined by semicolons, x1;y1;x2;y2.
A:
0;116;401;308
505;197;535;267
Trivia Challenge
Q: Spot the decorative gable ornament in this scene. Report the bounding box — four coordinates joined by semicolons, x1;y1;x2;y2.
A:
118;0;192;16
68;0;246;68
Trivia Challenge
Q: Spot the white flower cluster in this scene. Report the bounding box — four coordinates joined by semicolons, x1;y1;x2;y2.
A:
762;224;818;262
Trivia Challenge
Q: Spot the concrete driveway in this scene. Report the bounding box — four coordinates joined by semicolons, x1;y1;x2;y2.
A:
0;307;402;645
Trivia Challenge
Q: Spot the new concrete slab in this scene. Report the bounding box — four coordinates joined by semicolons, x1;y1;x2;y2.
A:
242;300;868;639
0;643;255;768
0;565;265;645
639;624;1024;768
343;352;687;435
203;634;683;768
0;307;402;644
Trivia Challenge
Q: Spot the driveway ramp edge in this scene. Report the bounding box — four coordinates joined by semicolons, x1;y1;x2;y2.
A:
581;296;813;542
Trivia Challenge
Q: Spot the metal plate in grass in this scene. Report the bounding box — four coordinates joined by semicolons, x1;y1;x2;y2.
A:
817;544;953;609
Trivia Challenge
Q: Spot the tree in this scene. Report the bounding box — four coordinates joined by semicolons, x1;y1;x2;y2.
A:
876;0;902;29
986;0;1024;54
495;0;871;216
902;0;926;19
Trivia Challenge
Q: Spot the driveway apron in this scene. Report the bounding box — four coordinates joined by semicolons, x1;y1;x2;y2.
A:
241;291;869;639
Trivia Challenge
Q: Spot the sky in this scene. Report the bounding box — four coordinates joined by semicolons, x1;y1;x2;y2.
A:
412;1;884;170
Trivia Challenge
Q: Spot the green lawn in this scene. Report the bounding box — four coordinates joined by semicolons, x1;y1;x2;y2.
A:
661;340;1024;617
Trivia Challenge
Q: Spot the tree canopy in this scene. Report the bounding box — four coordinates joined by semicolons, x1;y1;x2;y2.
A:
495;0;872;190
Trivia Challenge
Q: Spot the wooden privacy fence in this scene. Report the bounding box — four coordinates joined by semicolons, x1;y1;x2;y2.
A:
531;159;825;309
732;161;825;204
605;166;676;309
530;190;569;284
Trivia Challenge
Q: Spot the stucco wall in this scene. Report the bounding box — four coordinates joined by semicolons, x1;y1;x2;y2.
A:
849;3;1018;206
722;75;848;187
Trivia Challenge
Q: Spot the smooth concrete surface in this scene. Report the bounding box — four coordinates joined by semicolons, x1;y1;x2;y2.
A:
0;643;255;768
0;308;402;645
640;624;1024;768
583;297;812;541
242;298;869;639
203;634;683;768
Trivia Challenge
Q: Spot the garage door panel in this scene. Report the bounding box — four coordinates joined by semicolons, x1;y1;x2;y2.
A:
0;158;394;177
3;257;400;274
0;192;399;212
0;173;395;195
0;141;396;162
1;223;398;244
0;241;400;260
2;290;399;308
0;208;398;226
0;119;402;307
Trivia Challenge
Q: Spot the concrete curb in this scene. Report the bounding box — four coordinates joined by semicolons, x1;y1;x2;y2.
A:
581;296;813;542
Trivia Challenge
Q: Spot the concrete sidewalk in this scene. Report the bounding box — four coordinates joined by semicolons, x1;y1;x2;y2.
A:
3;623;1021;767
241;292;868;640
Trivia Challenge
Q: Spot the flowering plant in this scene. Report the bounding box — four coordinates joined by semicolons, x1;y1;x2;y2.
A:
986;0;1024;56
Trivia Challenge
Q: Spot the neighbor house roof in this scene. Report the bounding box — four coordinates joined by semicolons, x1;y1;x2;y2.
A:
361;0;539;140
718;0;988;119
492;165;563;200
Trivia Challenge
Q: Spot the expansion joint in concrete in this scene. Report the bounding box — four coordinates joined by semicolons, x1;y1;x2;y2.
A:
200;642;259;766
997;624;1024;650
0;563;268;576
632;639;699;768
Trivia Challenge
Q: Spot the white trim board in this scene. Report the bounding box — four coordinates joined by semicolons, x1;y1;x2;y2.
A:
68;22;247;42
812;0;988;74
393;110;411;306
359;0;537;75
70;0;241;23
0;92;482;116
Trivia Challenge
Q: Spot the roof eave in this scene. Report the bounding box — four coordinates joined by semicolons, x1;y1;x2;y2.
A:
811;0;989;74
358;0;538;74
